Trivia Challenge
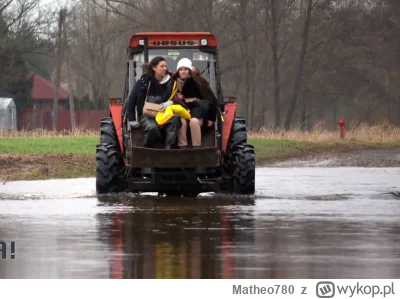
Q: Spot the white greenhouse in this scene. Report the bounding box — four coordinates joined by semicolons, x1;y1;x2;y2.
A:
0;98;17;134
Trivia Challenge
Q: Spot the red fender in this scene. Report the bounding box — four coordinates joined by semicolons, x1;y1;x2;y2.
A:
222;103;237;153
110;104;123;152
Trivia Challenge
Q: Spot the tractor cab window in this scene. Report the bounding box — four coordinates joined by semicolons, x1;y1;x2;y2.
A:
133;49;217;94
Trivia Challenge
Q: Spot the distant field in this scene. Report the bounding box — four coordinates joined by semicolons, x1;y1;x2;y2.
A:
0;132;398;159
1;129;399;181
0;136;99;154
249;121;400;144
249;138;331;162
0;135;330;160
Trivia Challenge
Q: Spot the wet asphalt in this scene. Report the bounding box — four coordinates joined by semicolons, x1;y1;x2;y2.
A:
0;167;399;278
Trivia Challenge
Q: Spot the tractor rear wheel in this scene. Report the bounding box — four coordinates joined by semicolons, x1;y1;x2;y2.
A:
96;144;126;194
221;117;248;193
100;117;121;151
228;117;247;152
232;144;255;195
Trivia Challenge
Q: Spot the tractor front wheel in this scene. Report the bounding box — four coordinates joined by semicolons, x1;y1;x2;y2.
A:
232;144;255;195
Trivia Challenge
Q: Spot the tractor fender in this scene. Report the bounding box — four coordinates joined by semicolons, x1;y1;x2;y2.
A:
110;104;123;152
222;103;237;153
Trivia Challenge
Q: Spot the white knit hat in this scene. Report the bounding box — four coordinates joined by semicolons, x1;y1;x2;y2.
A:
176;58;194;71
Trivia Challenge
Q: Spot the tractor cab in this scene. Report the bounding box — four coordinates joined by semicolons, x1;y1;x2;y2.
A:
96;32;255;197
121;33;224;152
125;33;220;102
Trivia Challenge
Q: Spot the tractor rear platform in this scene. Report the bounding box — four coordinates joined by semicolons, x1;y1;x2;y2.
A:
126;168;222;195
125;146;223;196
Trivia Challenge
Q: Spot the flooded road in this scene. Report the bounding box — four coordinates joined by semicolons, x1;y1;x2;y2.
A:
0;167;399;279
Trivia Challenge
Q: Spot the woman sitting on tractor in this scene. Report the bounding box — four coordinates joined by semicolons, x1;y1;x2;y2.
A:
125;56;181;149
172;58;217;148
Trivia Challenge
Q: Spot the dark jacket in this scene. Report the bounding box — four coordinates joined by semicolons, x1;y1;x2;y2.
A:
126;73;175;122
172;71;217;122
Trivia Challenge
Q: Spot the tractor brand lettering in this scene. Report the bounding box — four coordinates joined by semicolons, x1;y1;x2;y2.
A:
0;241;16;260
150;40;198;46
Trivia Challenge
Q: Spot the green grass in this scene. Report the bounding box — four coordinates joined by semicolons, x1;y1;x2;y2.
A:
249;138;333;163
0;136;379;181
0;136;332;157
0;136;99;154
2;134;398;182
0;136;333;158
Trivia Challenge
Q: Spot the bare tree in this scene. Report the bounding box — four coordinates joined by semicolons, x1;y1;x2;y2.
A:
67;1;130;108
0;0;56;99
63;0;400;129
52;8;66;131
259;0;296;128
284;0;313;129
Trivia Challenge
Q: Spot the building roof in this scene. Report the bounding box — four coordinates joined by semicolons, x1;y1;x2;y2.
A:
28;72;68;101
0;98;16;109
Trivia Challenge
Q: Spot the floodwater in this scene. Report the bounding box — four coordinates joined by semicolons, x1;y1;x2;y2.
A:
0;167;399;279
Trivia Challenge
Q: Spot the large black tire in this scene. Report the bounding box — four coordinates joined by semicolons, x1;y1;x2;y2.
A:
96;144;126;194
100;117;121;151
227;117;247;152
220;117;248;193
232;144;255;195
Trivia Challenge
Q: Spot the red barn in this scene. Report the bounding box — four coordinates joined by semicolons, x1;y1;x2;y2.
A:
28;72;69;109
18;72;108;131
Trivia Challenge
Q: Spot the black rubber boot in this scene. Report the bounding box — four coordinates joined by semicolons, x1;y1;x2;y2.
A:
139;116;162;147
163;115;181;148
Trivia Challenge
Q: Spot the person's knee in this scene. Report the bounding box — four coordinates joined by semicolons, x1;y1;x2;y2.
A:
147;121;157;129
146;122;161;137
172;114;182;128
189;118;201;128
180;118;188;131
189;118;202;147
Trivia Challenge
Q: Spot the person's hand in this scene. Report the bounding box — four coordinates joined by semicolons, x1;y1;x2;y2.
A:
160;101;173;111
207;121;213;127
176;93;184;100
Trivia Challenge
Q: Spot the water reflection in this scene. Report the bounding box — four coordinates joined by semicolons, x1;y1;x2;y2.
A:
1;168;399;278
97;196;400;279
97;195;255;279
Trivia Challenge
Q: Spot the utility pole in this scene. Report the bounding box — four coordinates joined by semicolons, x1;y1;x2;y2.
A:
52;9;67;132
62;10;76;132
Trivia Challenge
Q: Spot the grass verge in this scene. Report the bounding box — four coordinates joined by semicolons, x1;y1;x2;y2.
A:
1;133;399;182
0;136;99;154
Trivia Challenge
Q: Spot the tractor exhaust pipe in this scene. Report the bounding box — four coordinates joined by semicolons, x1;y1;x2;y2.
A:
144;37;149;63
142;37;149;74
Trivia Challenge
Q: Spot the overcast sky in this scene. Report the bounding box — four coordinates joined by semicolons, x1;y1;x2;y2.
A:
39;0;75;9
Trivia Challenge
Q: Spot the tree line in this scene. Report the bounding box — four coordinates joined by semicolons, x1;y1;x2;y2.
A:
1;0;399;130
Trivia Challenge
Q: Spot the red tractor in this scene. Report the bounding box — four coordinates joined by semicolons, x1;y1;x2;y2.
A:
96;32;255;197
